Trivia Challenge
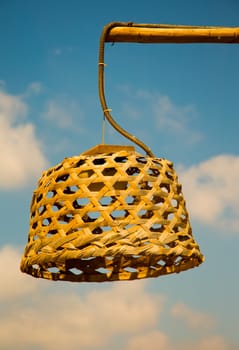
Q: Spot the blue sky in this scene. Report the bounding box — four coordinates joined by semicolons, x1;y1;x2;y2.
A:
0;1;239;349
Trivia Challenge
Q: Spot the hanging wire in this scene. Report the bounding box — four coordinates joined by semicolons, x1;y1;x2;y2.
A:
101;114;106;144
98;22;155;157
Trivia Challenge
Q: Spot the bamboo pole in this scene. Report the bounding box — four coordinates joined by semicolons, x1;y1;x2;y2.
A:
105;25;239;44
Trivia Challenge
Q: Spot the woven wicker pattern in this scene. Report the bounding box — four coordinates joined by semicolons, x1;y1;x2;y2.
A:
20;145;204;282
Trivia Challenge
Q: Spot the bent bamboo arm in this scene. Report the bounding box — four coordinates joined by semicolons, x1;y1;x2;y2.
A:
99;22;239;156
105;24;239;44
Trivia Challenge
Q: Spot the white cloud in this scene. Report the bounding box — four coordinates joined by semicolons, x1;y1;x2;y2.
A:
1;245;236;350
42;99;84;130
194;335;232;350
0;79;6;89
154;95;193;130
126;331;235;350
126;330;172;350
126;332;237;350
54;48;62;55
0;90;27;119
171;302;216;330
0;245;164;350
117;87;202;144
135;89;202;144
26;82;43;95
52;47;73;56
179;154;239;233
0;90;48;189
43;100;73;128
0;246;38;300
177;335;237;350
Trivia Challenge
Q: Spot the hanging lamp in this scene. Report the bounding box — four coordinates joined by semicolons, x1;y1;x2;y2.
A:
20;22;239;282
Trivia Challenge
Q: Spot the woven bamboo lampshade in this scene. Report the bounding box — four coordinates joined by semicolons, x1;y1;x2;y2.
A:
19;22;212;282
